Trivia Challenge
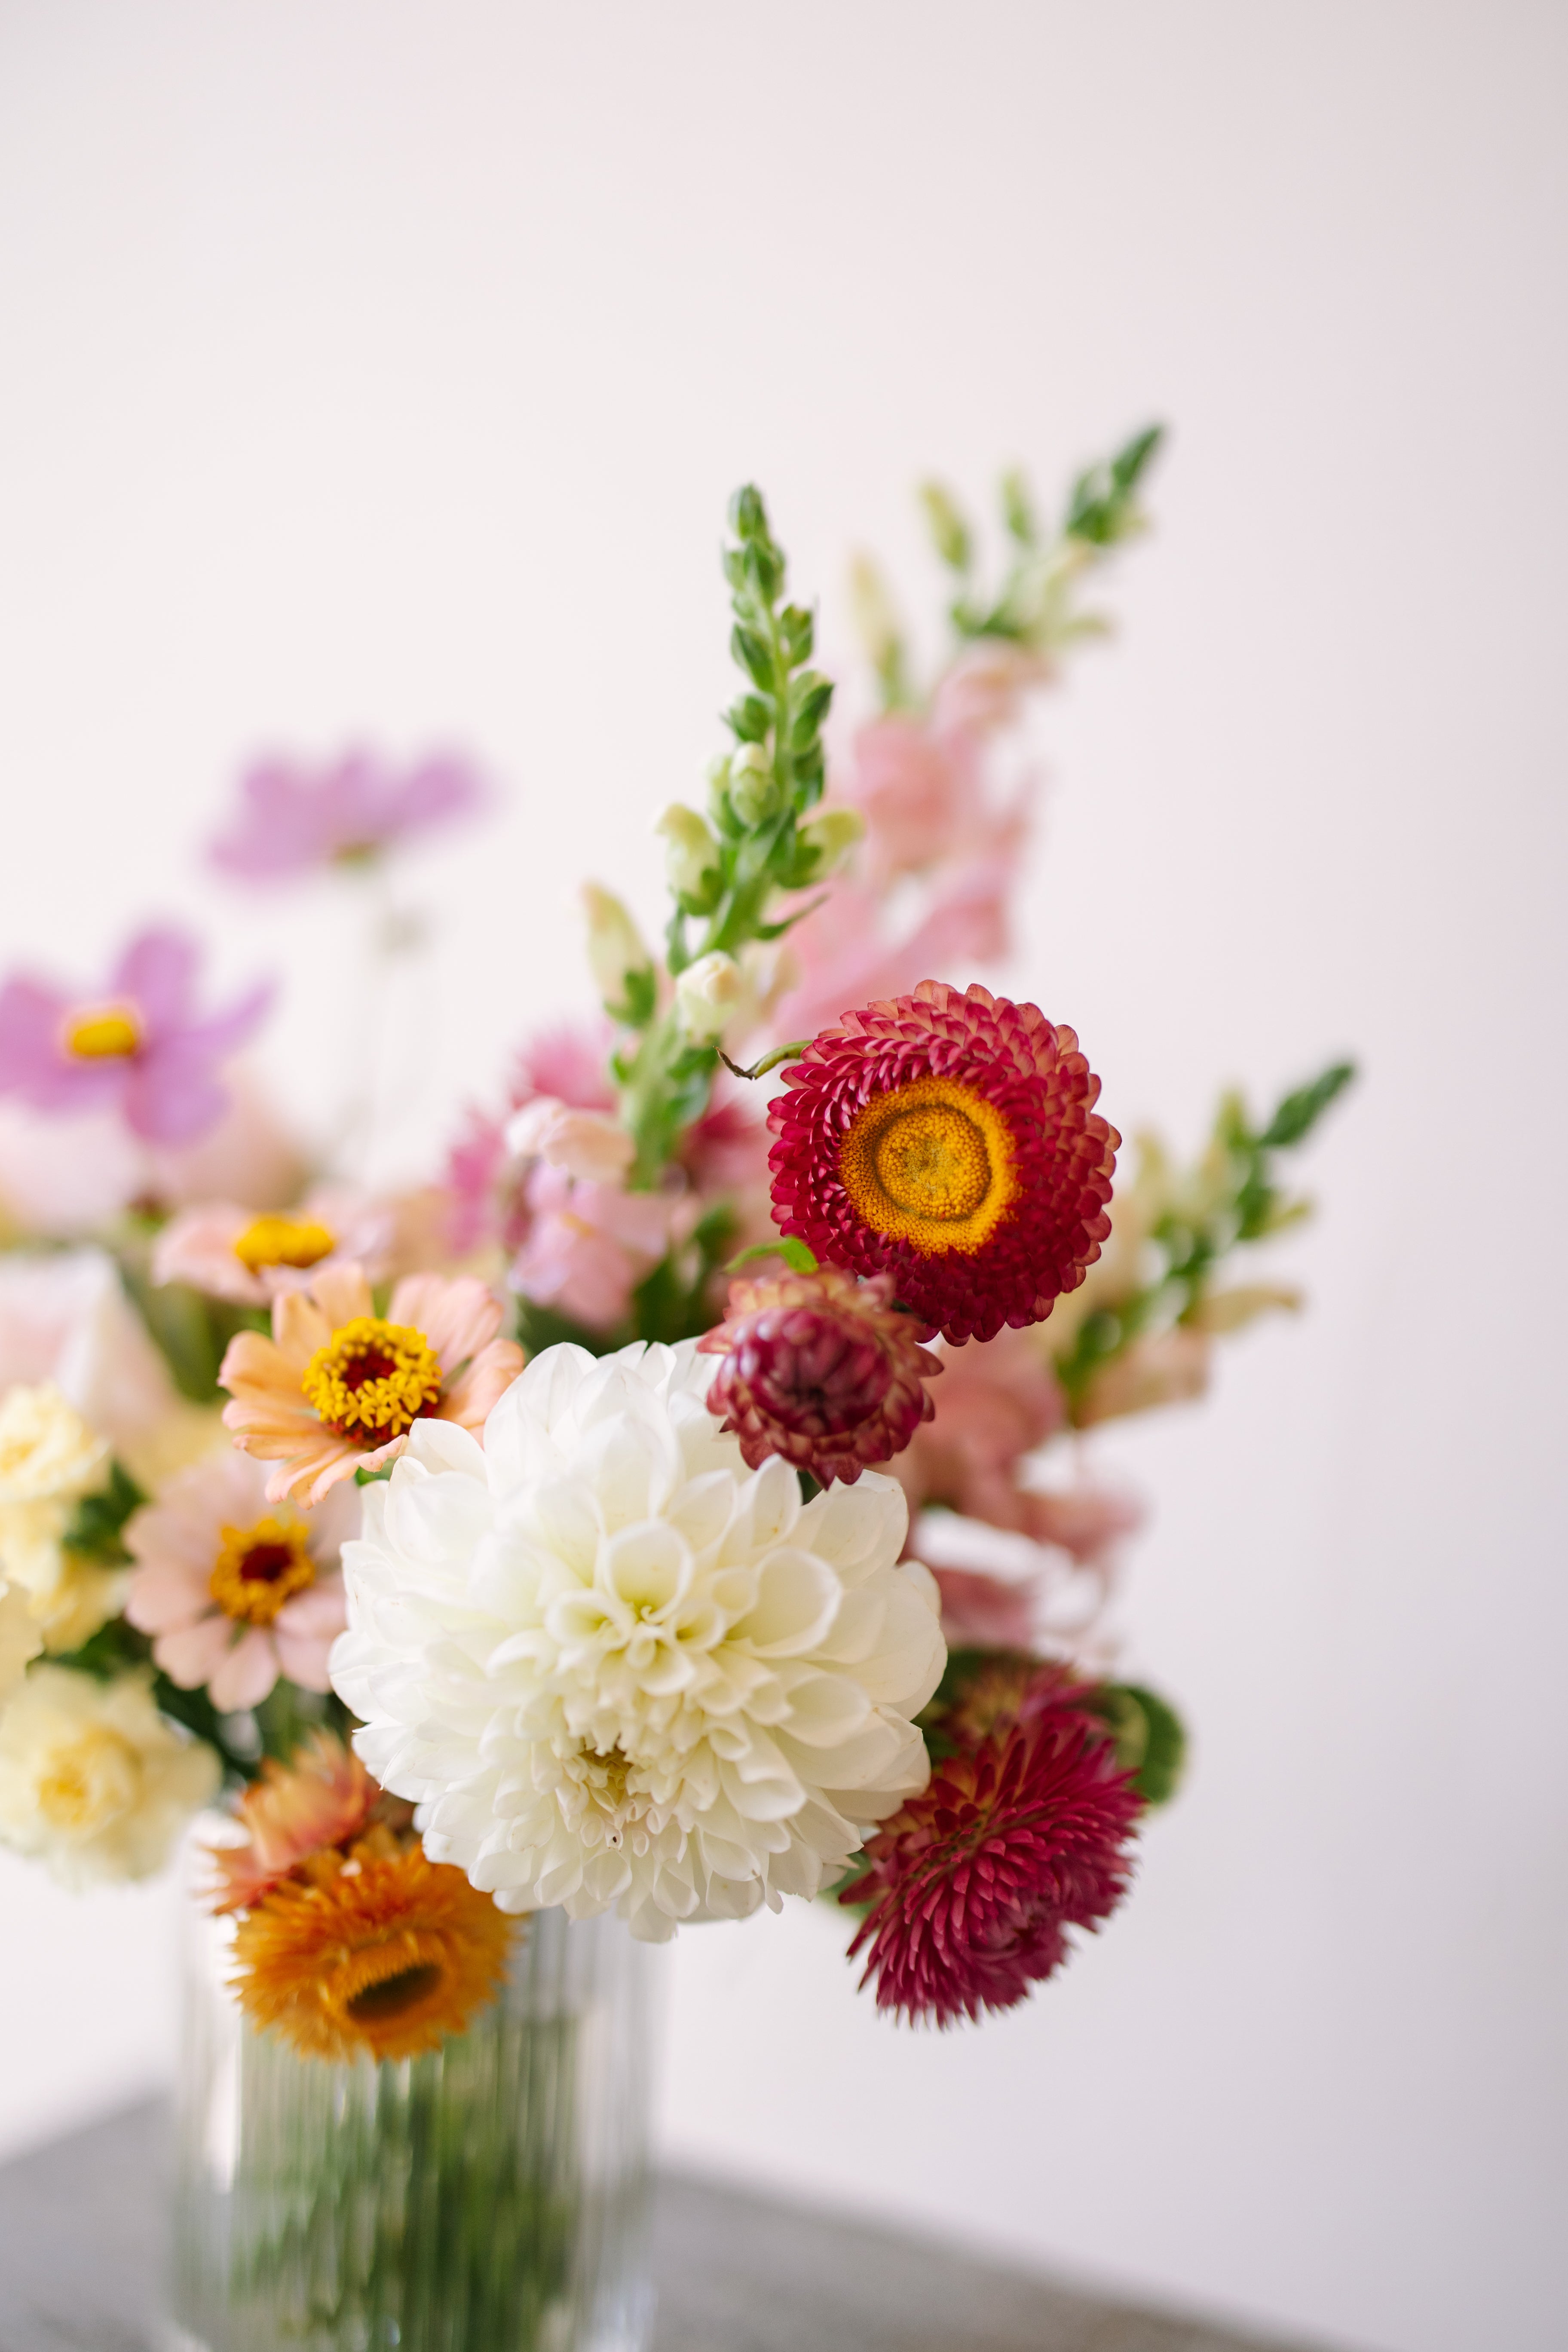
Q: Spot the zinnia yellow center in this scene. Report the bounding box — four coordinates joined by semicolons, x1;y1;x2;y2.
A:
233;1214;337;1275
300;1316;443;1448
209;1516;317;1626
839;1074;1019;1256
62;1002;142;1060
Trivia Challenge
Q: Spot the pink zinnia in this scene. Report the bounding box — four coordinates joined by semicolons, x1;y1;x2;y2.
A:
208;748;487;883
0;927;270;1146
124;1449;356;1713
844;1696;1141;2026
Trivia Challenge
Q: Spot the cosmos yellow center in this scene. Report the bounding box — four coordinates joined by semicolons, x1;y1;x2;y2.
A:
839;1075;1019;1256
210;1516;316;1626
62;1002;142;1060
300;1315;442;1448
233;1214;337;1276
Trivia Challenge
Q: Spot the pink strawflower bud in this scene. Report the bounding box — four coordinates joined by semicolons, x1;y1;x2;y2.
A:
699;1265;940;1485
843;1691;1141;2027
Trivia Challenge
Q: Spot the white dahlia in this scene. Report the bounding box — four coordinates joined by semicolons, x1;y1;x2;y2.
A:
331;1339;946;1941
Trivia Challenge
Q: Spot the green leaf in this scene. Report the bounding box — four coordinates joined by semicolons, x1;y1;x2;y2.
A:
723;1237;818;1276
1120;1683;1188;1806
730;623;775;690
918;481;972;573
62;1460;146;1562
1001;467;1038;546
1110;422;1165;492
1257;1060;1357;1152
779;604;815;663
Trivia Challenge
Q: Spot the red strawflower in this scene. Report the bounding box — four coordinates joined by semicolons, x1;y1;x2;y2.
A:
843;1695;1141;2025
699;1266;940;1484
767;981;1118;1344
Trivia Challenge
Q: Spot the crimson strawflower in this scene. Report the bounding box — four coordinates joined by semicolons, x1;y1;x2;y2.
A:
699;1265;940;1484
767;981;1118;1344
843;1695;1141;2025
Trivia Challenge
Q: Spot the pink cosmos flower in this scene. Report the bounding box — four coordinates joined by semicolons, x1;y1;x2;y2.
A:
208;749;488;883
153;1187;397;1307
511;1165;671;1333
124;1449;356;1713
0;928;270;1147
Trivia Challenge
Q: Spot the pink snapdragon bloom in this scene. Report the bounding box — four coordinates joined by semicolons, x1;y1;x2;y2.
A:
891;1327;1066;1535
124;1449;355;1713
511;1164;671;1333
832;710;1029;884
209;749;487;883
0;928;270;1148
153;1187;397;1307
929;1565;1038;1650
769;862;1013;1049
931;643;1053;736
444;1022;614;1258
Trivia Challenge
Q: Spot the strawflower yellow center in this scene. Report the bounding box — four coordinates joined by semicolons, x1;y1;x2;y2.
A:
300;1316;443;1448
233;1214;337;1276
840;1074;1019;1257
62;1002;142;1060
210;1516;317;1626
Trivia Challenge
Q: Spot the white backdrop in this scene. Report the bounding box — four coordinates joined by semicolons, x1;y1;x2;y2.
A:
0;7;1564;2350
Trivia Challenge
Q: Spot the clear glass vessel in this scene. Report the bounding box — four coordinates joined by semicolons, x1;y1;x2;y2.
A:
166;1876;655;2352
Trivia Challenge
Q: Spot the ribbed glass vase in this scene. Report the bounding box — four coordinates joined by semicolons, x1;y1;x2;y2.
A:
166;1877;655;2352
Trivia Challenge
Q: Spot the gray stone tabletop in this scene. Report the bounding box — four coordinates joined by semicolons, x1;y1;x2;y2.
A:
0;2102;1330;2352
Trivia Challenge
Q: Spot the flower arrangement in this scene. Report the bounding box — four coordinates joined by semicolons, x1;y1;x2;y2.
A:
0;432;1350;2339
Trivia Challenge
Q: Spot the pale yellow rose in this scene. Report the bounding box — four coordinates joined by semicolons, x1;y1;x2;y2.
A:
0;1665;219;1887
0;1382;111;1604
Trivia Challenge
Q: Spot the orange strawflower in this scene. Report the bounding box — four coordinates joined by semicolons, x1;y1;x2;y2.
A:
209;1729;382;1914
229;1828;515;2062
218;1262;523;1507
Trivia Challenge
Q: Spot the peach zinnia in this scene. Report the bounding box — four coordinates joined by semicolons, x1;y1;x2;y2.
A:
218;1263;523;1507
768;980;1118;1344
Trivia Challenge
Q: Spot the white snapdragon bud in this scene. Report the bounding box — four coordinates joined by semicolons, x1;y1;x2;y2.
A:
505;1097;635;1186
728;743;777;825
655;804;720;906
674;951;749;1042
797;806;865;879
580;884;654;1018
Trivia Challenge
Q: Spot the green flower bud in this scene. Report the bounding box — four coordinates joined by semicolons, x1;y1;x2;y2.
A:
797;806;865;879
729;742;778;826
581;883;655;1021
656;804;722;909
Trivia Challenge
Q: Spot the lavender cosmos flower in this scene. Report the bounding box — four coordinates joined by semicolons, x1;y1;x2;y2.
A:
0;928;270;1146
209;749;488;883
